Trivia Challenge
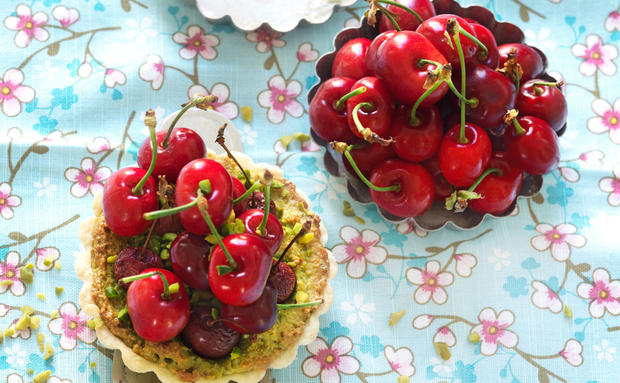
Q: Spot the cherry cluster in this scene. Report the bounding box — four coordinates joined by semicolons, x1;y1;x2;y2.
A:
310;0;566;218
101;103;317;359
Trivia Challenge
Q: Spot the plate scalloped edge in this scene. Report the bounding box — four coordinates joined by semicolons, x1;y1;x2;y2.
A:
76;151;337;383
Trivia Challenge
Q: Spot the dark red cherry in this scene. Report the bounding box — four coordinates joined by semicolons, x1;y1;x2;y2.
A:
114;247;163;287
469;152;523;215
422;157;453;201
504;116;559;175
438;123;492;187
392;104;442;163
169;232;211;290
344;143;396;179
332;38;372;80
237;191;276;215
309;77;359;143
378;0;436;32
516;80;567;132
232;177;247;217
498;43;544;82
469;23;499;68
268;261;296;303
182;305;240;359
220;283;278;334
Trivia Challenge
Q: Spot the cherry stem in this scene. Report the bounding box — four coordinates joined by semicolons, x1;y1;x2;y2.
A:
163;95;207;148
342;144;400;192
533;81;563;95
352;102;374;135
512;117;526;136
377;5;401;31
273;221;311;270
457;28;488;58
334;86;367;111
120;271;173;300
141;221;157;254
418;59;444;68
197;195;238;274
232;181;260;204
216;124;252;189
143;182;211;220
132;110;158;195
468;167;501;192
277;299;323;310
451;22;468;144
410;79;445;125
376;0;423;22
256;184;271;236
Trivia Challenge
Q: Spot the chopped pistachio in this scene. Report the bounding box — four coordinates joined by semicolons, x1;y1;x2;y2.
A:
468;331;481;343
14;314;31;330
106;255;118;264
293;222;303;234
564;305;573;319
43;341;54;360
353;216;366;225
54;261;61;270
397;376;410;383
0;280;14;286
0;331;3;343
90;362;96;368
19;266;34;284
27;368;34;375
159;248;170;260
43;256;54;267
33;370;51;383
37;293;46;301
389;310;406;327
169;283;180;294
230;346;241;360
295;291;309;303
342;200;356;217
21;305;35;315
280;189;289;198
271;180;284;189
4;328;15;338
211;307;218;320
30;315;40;330
25;262;34;270
205;234;218;245
50;310;59;319
162;233;177;242
37;333;45;351
105;286;119;298
434;342;451;361
55;287;64;295
298;232;314;244
117;306;129;321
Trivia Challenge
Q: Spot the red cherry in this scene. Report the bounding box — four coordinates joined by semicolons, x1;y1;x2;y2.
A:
366;31;397;76
175;159;233;235
125;268;190;343
416;15;478;68
169;232;211;290
269;261;296;303
438;123;492;187
391;104;442;162
374;31;448;106
309;77;359;143
208;233;272;306
238;209;284;255
181;305;240;359
102;167;158;237
137;128;206;184
220;283;278;334
469;23;499;68
346;76;395;139
469;152;523;215
504;115;559;175
344;143;396;179
421;157;453;201
369;159;435;217
378;0;436;32
332;38;372;80
232;176;247;217
498;43;544;82
516;80;567;132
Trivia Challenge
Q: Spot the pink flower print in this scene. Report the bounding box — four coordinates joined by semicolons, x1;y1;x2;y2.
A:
384;346;415;377
52;6;79;27
412;314;434;329
471;308;519;356
104;69;126;88
64;157;111;198
600;163;620;206
302;336;360;382
86;137;111;154
559;166;580;183
531;280;562;313
454;253;477;277
297;42;319;62
433;326;456;347
530;223;586;262
588;98;620;144
406;260;453;305
605;11;620;32
139;55;165;90
9;318;31;339
258;75;303;123
172;25;219;60
0;182;21;220
0;68;35;117
35;247;60;271
576;268;620;318
572;35;618;76
246;26;285;53
332;226;387;279
0;304;9;316
48;302;96;350
560;339;584;367
301;138;320;152
4;5;49;48
188;83;239;120
396;218;428;237
579;150;604;167
0;251;25;296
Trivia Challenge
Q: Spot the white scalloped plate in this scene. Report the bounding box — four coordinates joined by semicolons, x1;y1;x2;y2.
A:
196;0;356;32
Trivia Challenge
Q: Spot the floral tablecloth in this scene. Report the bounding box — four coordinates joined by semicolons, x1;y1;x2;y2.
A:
1;0;619;382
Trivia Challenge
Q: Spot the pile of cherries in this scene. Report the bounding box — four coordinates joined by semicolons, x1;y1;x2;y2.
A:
101;101;317;359
310;0;566;218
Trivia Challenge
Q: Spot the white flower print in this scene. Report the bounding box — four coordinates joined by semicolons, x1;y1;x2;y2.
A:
560;339;584;367
64;157;111;198
173;25;219;60
344;18;361;28
4;4;49;48
9;318;31;339
302;336;360;382
579;150;604;167
525;28;556;51
0;304;9;316
0;251;25;296
124;17;157;45
187;83;239;120
605;10;620;32
593;339;616;362
0;182;21;219
104;69;126;88
587;98;620;144
52;6;79;27
431;357;454;375
559;166;579;183
454;253;477;277
241;125;258;146
86;137;111;154
471;308;519;356
572;34;618;76
488;248;511;271
576;268;620;318
530;280;563;313
433;326;456;347
332;226;387;279
530;223;586;261
5;344;28;368
384;346;415;377
246;26;285;53
406;260;453;305
7;374;24;383
396;218;428;237
296;42;319;62
341;294;375;325
258;75;303;123
36;247;60;271
34;177;57;199
600;163;620;206
0;68;35;117
78;61;92;78
139;55;165;90
412;314;434;329
48;302;96;350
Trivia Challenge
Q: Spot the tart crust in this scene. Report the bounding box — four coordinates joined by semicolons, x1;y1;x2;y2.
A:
76;152;336;383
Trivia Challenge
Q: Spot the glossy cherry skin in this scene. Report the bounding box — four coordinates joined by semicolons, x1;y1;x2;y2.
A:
102;167;158;237
392;105;442;162
416;15;478;68
462;64;516;130
220;283;277;334
369;160;435;218
505;116;559;175
137;128;206;184
238;209;284;255
516;80;567;132
422;157;453;201
379;0;436;32
344;143;396;179
469;152;523;215
346;76;395;139
469;23;499;68
169;232;211;290
175;159;233;235
309;77;358;143
231;177;247;217
208;233;272;306
126;268;190;343
332;38;372;80
374;31;448;106
366;31;397;76
438;123;492;187
498;43;544;82
182;305;240;359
